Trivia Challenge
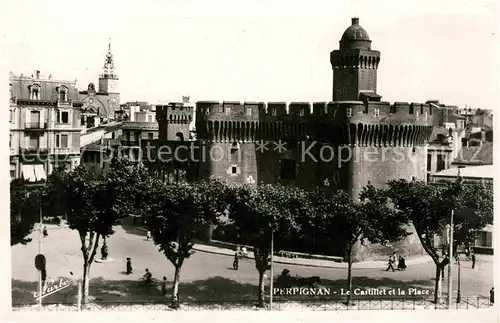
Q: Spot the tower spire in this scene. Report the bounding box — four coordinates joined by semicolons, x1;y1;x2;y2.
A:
102;38;115;77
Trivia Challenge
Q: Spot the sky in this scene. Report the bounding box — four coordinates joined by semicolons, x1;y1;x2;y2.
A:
2;0;499;110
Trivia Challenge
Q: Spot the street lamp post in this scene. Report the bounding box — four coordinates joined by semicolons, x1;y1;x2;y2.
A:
269;229;274;311
457;256;461;303
447;211;453;308
447;168;462;309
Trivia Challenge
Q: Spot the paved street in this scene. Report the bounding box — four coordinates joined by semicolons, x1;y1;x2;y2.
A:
11;223;493;305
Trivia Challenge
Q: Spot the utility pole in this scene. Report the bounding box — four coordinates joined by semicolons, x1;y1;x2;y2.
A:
447;211;454;308
38;192;43;311
269;229;274;311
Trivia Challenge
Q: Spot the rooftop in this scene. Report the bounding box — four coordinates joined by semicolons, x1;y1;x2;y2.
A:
433;165;495;180
452;142;493;166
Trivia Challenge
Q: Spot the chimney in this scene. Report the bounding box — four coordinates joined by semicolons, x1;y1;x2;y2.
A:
36;70;40;79
352;17;359;25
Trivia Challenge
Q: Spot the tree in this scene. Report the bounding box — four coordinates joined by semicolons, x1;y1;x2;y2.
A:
44;161;146;304
384;178;493;304
227;184;312;308
10;179;41;246
453;182;493;252
311;185;408;305
145;178;229;309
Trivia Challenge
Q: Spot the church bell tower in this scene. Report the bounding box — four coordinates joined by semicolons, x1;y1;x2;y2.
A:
98;39;120;118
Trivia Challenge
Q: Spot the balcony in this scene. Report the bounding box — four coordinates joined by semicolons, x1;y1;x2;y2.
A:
20;147;49;155
25;122;47;130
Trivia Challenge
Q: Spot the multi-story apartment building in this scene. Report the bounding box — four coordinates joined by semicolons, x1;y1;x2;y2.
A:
9;71;83;182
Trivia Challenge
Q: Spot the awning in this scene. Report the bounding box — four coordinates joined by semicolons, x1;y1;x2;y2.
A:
21;165;36;182
33;164;46;181
21;164;46;182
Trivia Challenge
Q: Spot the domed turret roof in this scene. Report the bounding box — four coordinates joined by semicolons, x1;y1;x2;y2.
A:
341;18;370;42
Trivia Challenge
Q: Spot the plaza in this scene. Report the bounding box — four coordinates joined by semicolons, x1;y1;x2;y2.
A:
11;221;493;307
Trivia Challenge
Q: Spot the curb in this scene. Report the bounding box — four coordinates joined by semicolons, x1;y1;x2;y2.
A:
193;246;433;269
193;247;344;269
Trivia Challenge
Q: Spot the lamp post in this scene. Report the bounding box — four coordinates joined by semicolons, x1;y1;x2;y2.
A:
447;212;453;308
457;256;461;303
269;229;274;311
447;168;462;309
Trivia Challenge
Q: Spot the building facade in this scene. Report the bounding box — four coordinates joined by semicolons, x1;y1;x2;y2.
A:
10;71;83;182
79;41;120;128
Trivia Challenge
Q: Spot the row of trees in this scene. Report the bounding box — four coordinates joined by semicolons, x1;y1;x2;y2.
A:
11;159;493;308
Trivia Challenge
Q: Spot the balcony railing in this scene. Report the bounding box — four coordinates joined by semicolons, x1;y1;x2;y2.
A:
21;147;49;155
25;122;47;130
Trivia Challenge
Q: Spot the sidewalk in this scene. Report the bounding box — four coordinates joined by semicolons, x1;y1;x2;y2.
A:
193;243;432;269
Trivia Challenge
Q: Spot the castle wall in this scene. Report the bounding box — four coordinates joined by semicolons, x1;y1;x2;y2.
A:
156;103;193;141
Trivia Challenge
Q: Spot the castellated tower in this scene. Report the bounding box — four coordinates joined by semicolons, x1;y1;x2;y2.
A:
156;103;193;141
331;17;380;101
192;18;437;260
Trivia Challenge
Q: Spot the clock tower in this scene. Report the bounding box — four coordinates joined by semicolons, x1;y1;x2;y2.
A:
98;39;120;117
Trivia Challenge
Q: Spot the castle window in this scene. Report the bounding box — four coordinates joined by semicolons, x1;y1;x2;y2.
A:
373;108;380;117
280;159;296;180
420;106;424;115
346;108;352;117
246;108;252;116
10;109;14;123
219;106;224;113
409;105;414;114
416;110;419;119
226;107;231;115
424;112;428;120
231;166;237;174
390;105;396;113
299;109;304;117
272;108;277;116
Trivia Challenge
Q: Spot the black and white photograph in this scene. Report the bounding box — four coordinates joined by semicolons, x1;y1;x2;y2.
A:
2;0;497;321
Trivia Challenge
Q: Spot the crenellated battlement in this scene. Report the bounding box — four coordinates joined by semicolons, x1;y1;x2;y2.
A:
194;100;435;146
196;100;435;125
156;102;194;124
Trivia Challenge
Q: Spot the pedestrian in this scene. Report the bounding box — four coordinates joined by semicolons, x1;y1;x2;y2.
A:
490;287;494;305
233;251;239;270
471;253;476;269
101;242;109;260
386;252;396;272
241;246;248;258
126;257;133;275
397;256;407;271
143;269;152;284
146;231;152;241
43;226;48;238
161;276;167;295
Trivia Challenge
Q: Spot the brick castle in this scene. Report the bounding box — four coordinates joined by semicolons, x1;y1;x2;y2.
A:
155;18;438;259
